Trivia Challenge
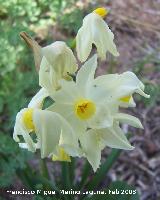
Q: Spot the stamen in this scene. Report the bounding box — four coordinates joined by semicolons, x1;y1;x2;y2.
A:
74;99;96;120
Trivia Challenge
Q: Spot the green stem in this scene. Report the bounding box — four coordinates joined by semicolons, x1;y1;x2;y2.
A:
40;158;50;180
61;162;71;189
70;157;75;184
76;160;91;190
61;162;75;200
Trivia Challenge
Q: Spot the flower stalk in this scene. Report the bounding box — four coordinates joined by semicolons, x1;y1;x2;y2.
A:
40;158;50;180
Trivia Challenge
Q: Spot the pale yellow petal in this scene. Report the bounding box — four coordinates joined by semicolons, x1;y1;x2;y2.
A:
13;109;37;152
76;54;97;96
115;113;143;128
33;110;80;158
94;71;149;101
28;88;49;109
80;130;102;172
99;123;134;150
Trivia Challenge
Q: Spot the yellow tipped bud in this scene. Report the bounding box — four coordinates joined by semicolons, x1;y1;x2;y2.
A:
93;7;108;18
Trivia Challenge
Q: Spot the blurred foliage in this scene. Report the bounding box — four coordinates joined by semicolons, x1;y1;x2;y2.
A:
0;0;85;189
133;52;160;107
0;0;84;74
0;133;32;187
58;8;84;34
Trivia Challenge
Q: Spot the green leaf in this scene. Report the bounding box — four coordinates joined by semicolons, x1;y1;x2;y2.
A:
61;162;72;189
40;159;50;180
61;162;75;200
69;157;75;184
84;181;140;200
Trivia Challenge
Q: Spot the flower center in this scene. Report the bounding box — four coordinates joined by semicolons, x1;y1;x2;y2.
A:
74;99;96;120
93;7;108;18
23;108;35;131
119;95;131;103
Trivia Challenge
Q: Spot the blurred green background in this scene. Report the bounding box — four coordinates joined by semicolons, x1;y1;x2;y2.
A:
0;0;160;200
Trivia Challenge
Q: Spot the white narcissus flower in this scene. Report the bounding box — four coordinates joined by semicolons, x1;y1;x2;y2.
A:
76;7;119;62
93;71;150;108
39;41;78;92
13;88;81;160
48;54;149;171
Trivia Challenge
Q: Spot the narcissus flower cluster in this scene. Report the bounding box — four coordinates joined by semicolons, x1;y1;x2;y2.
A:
14;7;149;172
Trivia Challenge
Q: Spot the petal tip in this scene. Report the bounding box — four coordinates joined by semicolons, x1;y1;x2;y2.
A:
115;51;120;57
128;145;135;151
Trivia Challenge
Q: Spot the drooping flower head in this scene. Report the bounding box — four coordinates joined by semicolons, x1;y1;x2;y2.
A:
76;7;119;62
13;88;81;160
39;41;78;92
20;32;77;90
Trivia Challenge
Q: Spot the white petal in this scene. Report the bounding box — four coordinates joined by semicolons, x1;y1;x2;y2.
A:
115;113;143;128
42;41;77;75
91;13;119;59
76;17;93;62
76;54;97;96
48;103;86;138
60;144;83;158
19;143;28;149
28;88;49;109
39;41;78;92
136;88;150;98
87;83;108;102
58;125;82;158
80;130;102;172
39;56;57;93
129;96;136;107
51;80;81;104
94;71;149;100
19;142;40;149
99;123;134;150
13;109;37;152
33;110;80;158
88;104;113;129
